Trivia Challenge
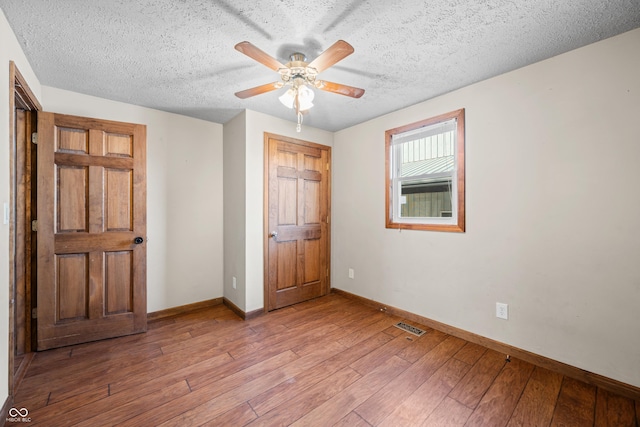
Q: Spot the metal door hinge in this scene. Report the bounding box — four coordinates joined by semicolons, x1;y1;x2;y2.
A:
31;132;38;144
326;163;329;171
326;216;329;224
31;219;38;231
31;308;37;319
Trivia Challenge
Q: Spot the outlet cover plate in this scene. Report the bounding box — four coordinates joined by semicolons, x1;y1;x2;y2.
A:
496;302;508;320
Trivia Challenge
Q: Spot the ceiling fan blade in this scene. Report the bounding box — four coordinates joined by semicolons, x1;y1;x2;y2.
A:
235;41;286;71
307;40;354;73
235;82;281;99
316;80;365;98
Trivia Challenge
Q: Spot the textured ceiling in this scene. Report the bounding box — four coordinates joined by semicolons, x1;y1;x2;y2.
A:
1;0;639;131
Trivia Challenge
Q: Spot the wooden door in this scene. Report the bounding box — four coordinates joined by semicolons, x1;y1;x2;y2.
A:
265;133;331;311
37;112;147;350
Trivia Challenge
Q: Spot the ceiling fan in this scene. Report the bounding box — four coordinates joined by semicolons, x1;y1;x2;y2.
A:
234;40;365;131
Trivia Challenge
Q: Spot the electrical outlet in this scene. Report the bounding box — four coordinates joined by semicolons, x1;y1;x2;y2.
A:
496;302;508;320
232;276;237;289
348;268;354;279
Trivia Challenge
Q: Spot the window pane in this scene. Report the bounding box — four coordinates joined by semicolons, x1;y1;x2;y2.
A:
398;130;455;178
400;177;453;218
401;154;454;177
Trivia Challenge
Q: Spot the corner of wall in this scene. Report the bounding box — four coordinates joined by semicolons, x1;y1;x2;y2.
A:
222;111;248;312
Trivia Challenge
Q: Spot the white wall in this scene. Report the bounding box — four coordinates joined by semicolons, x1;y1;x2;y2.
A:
332;28;640;388
42;87;224;313
0;8;41;405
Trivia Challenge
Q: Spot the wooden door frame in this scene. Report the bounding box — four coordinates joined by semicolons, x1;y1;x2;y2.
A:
8;61;42;396
262;132;332;312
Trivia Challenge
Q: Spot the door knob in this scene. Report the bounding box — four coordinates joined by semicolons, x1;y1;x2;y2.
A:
269;231;278;239
134;237;144;244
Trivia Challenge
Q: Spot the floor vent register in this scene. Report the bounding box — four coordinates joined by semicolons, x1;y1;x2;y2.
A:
394;322;426;337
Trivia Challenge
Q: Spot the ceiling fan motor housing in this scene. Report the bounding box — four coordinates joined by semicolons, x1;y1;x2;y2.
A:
280;57;318;87
289;52;307;62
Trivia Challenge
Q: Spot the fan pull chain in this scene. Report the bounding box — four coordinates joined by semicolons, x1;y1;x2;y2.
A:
297;112;303;132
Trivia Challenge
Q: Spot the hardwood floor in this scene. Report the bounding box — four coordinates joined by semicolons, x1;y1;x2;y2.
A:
9;294;639;426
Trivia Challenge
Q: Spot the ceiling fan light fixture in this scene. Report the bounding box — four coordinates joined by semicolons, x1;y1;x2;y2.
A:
279;88;296;108
279;86;314;111
297;85;314;111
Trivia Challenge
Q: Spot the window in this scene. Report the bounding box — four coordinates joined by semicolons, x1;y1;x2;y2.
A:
385;108;465;232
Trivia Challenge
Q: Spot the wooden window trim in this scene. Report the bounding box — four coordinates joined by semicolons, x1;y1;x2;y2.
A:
385;108;465;232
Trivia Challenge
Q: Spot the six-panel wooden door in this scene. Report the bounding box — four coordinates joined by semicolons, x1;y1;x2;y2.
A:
37;112;147;350
265;133;331;311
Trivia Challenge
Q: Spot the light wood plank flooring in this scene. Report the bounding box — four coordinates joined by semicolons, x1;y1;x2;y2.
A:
9;294;640;426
